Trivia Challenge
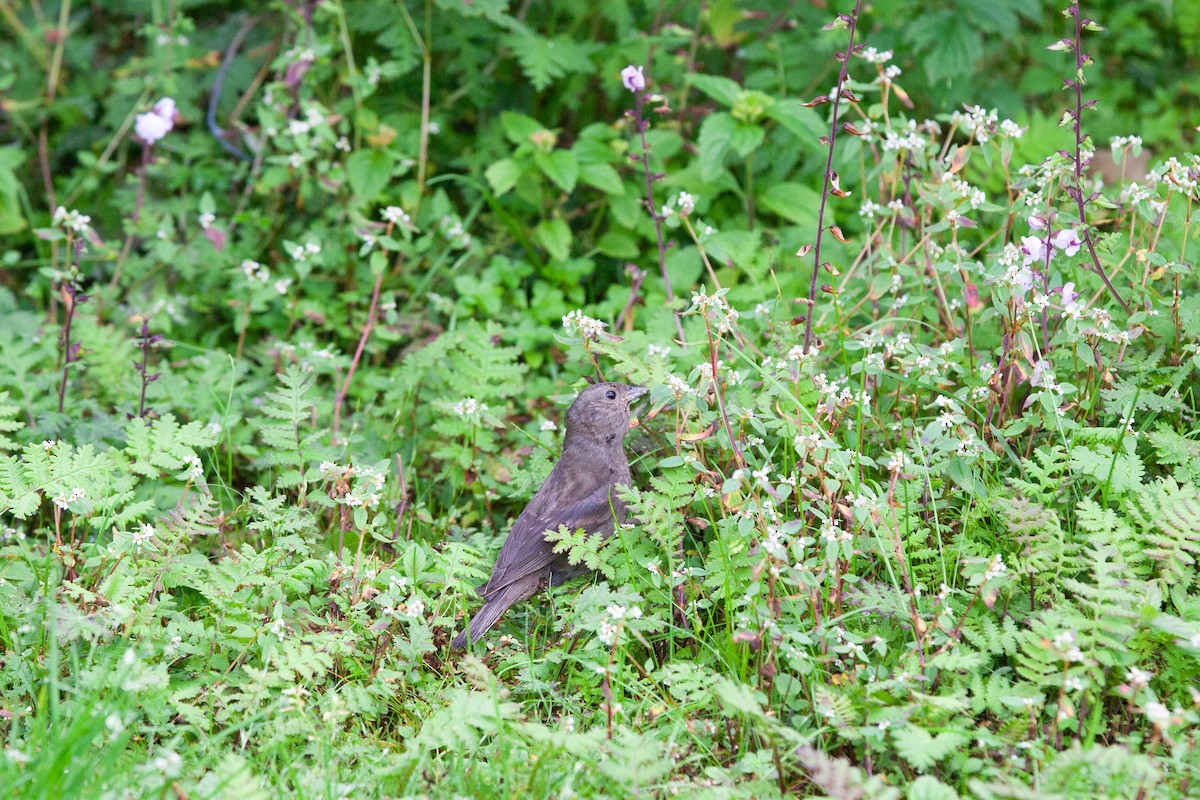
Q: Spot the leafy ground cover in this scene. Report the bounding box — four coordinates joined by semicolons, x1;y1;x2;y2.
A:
1;0;1199;797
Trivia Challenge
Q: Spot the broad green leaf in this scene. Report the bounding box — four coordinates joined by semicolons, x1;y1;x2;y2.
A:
596;230;639;259
765;98;826;142
728;121;765;157
500;112;543;145
536;218;572;262
534;150;578;193
578;162;625;195
687;73;742;107
697;112;736;182
485;158;522;196
757;182;821;226
346;149;394;202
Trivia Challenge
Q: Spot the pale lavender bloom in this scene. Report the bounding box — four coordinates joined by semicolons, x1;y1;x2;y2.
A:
621;65;646;92
135;110;172;144
1052;228;1082;256
153;97;177;121
1020;235;1047;266
135;97;177;144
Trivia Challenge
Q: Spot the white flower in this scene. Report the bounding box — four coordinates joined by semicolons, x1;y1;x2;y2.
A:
1127;666;1152;688
151;749;182;777
451;397;487;418
562;309;606;340
198;212;215;229
135;97;176;145
621;65;646;92
153;97;177;120
273;278;292;295
382;206;411;226
677;192;696;215
1145;701;1170;727
131;523;154;549
52;206;91;233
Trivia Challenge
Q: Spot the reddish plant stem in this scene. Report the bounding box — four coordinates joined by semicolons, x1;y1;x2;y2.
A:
333;265;388;439
633;90;687;346
1066;2;1130;314
803;0;863;353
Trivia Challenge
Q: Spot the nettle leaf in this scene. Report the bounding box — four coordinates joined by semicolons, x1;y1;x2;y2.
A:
536;218;572;262
697;111;736;181
687;73;741;107
503;32;597;91
764;98;826;142
485;158;522;196
500;111;543;145
758;181;822;227
578;162;624;195
906;9;983;86
728;121;764;157
346;149;394;202
534;149;578;193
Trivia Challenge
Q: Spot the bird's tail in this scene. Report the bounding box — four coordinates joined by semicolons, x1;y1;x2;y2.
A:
450;580;536;649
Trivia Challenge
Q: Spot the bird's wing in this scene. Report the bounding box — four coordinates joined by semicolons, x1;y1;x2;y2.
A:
481;481;623;597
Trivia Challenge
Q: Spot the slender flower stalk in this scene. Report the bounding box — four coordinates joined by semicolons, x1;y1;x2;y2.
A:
624;65;687;346
803;1;863;353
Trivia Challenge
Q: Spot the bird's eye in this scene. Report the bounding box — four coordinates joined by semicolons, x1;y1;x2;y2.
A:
606;389;617;399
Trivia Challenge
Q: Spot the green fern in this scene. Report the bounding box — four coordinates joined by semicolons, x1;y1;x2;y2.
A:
0;390;22;451
257;365;328;504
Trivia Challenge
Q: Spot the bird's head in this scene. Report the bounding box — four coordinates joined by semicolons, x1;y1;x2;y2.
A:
563;382;648;447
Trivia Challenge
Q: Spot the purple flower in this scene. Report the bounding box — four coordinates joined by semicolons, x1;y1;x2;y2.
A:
1052;228;1081;257
621;65;646;92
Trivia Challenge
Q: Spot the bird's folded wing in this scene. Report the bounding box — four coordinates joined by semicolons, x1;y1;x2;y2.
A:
482;483;622;597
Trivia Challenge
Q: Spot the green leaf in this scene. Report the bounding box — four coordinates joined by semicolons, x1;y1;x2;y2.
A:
0;148;28;235
907;775;960;800
485;158;522;196
578;162;625;195
894;726;970;771
906;10;984;86
346;149;394;202
500;112;543;145
536;218;571;262
502;32;597;91
728;121;765;157
757;181;822;226
765;99;825;142
534;150;578;193
597;230;639;259
687;73;742;107
697;112;736;182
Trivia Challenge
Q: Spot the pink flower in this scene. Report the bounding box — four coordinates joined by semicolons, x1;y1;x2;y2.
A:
135;111;172;144
1061;281;1078;308
135;96;177;145
1020;234;1047;266
153;97;177;120
621;65;646;92
1052;228;1081;257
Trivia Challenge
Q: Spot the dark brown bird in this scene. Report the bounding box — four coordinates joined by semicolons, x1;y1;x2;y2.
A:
452;382;647;649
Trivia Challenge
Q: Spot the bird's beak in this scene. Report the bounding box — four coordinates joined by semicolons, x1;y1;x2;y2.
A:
627;385;648;402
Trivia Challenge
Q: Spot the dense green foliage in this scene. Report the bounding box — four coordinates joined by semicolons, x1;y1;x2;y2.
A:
1;0;1199;797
